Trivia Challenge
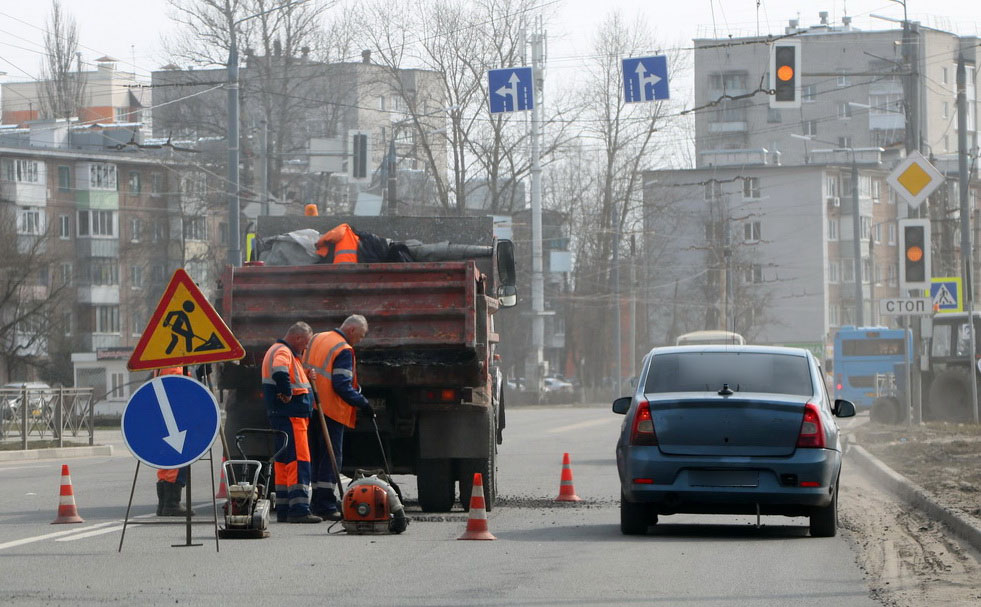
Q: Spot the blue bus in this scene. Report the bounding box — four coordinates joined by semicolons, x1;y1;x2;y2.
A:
832;326;912;410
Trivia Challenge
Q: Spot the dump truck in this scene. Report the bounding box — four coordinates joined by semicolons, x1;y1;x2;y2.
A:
216;216;517;512
923;311;981;422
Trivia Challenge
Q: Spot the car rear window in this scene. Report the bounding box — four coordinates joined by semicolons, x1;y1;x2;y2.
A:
644;352;813;396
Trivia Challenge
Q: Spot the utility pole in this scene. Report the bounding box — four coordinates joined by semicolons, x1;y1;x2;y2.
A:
387;138;397;215
226;21;241;267
526;19;546;399
956;55;979;423
851;153;864;326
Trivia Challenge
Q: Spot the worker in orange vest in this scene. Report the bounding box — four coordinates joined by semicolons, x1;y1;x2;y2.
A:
315;223;360;263
261;322;320;523
302;314;373;520
153;366;194;516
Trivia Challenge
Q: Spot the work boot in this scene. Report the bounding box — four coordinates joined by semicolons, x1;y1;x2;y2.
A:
287;513;323;524
155;481;165;516
160;482;196;517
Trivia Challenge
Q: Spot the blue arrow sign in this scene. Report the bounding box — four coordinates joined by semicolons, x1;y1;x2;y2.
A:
623;56;670;103
121;375;220;469
488;67;534;113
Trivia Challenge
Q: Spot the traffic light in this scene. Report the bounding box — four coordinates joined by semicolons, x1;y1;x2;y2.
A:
349;131;369;181
898;218;931;291
769;40;801;109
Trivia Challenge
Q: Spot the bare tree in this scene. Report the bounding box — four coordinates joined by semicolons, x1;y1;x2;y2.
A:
38;0;87;121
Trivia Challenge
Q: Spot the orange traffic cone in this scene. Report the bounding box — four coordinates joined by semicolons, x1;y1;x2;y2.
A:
555;452;582;502
216;456;228;499
52;464;84;524
458;473;496;540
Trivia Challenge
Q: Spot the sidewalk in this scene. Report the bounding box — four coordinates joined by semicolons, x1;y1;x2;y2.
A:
0;428;121;462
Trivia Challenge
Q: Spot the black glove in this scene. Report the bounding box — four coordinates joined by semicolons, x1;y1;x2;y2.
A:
358;400;375;418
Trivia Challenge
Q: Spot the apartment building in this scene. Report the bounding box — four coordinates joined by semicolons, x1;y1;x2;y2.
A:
694;13;978;168
0;121;222;409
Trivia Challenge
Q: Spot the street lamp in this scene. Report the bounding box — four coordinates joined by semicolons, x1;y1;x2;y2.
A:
226;0;307;267
792;132;865;325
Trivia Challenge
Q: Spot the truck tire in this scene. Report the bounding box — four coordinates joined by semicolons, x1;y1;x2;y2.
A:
927;369;975;423
458;410;498;512
417;459;454;512
870;396;904;425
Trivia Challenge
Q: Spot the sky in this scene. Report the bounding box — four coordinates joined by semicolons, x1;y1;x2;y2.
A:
0;1;979;96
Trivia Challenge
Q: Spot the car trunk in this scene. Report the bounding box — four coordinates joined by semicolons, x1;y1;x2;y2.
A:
648;393;806;456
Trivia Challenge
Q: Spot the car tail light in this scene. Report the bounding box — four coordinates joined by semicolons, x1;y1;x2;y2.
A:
633;478;655;484
630;400;658;446
421;388;459;403
799;481;821;487
796;402;825;449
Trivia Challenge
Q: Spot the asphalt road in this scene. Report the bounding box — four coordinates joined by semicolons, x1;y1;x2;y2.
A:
0;404;878;606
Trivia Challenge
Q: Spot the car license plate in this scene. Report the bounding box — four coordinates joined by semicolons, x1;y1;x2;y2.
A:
689;470;759;487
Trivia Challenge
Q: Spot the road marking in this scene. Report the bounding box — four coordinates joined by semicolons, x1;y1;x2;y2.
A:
56;524;134;541
0;522;116;551
546;418;614;434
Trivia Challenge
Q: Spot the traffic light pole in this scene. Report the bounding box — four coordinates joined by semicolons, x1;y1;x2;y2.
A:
851;154;864;326
957;56;979;423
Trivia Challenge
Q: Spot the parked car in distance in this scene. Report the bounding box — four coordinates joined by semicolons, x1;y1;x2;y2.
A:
613;345;855;537
2;382;54;420
543;376;574;394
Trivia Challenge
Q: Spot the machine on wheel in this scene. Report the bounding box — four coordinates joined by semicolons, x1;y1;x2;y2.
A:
218;428;288;539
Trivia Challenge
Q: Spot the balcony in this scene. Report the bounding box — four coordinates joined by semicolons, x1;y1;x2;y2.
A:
700;148;775;167
708;121;748;133
76;285;120;305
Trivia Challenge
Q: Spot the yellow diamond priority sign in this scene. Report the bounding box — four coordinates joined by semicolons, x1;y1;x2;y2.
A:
886;151;944;208
127;268;244;371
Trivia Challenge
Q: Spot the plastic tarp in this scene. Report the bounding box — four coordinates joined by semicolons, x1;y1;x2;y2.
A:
258;229;321;265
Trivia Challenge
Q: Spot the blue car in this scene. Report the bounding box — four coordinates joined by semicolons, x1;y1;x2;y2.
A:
613;345;856;537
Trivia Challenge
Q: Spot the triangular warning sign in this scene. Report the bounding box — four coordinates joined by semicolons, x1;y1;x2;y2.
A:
934;284;956;308
128;269;245;371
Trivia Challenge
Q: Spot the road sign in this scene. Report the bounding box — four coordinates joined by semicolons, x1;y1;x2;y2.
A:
488;67;534;113
128;268;244;371
886;151;944;208
121;375;220;469
931;277;963;313
878;297;932;316
622;56;670;103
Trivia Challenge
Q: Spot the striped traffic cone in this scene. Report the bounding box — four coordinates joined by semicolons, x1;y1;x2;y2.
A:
457;473;496;540
216;456;228;499
52;464;84;524
555;452;582;502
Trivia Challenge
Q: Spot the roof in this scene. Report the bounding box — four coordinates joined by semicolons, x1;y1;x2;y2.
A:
646;344;812;357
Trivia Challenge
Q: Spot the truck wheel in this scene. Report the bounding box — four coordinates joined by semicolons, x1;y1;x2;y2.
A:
417;459;454;512
458;413;498;512
928;369;975;423
870;396;903;425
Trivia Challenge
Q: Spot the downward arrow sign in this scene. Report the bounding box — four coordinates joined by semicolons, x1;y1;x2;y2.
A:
152;378;187;454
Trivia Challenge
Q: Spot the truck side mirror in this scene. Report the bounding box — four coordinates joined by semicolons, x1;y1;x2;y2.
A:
496;239;517;308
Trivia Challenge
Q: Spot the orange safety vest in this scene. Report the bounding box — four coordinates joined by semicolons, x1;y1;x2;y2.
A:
303;331;359;428
315;223;360;263
261;342;311;397
154;366;185;377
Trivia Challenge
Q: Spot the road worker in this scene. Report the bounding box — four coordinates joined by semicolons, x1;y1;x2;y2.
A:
315;222;360;263
303;314;373;520
261;322;321;523
153;366;194;517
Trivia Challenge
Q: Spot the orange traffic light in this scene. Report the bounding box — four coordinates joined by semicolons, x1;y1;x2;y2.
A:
777;65;794;81
906;245;923;262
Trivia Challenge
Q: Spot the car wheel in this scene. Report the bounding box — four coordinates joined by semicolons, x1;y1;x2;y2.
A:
809;482;838;537
620;492;655;535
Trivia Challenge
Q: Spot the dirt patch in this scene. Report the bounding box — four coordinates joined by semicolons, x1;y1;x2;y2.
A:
850;422;981;525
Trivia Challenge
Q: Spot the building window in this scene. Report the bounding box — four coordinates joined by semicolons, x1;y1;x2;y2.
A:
888;223;896;245
129;171;141;194
58;165;71;191
836;71;849;86
742;177;761;199
860;216;871;240
59;262;72;286
838;136;852;149
131;309;146;335
829;260;841;283
873;223;882;244
871;179;881;203
88;163;117;190
843;261;854;282
89;258;119;285
943;102;949;119
863;257;872;284
828;218;838;241
803;120;817;136
130;218;142;242
888;263;898;286
151;173;163;194
151;264;167;284
95;305;120;334
743;220;761;242
219;222;228;245
110;372;126;398
837;103;852;119
704;180;722;201
2;158;40;183
130;265;144;288
77;210;116;237
151;220;167;243
183;217;207;241
62;310;72;336
802;85;816;102
743;264;763;284
17;207;42;235
59;214;71;239
942;66;949;85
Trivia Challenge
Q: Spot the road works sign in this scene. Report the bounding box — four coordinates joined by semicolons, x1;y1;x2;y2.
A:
488;67;534;113
878;297;932;316
622;56;670;103
931;277;963;313
127;268;244;371
886;151;944;208
122;375;220;469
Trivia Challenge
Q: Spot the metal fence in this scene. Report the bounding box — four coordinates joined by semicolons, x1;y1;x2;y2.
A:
0;386;96;448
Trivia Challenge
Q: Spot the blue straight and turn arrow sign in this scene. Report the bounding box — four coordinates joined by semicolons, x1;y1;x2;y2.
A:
622;56;670;103
488;67;534;113
121;375;221;469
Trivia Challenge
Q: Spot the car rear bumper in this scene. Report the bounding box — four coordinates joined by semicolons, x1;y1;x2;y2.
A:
618;447;840;514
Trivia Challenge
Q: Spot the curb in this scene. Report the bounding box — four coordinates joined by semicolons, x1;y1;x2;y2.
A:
0;445;113;462
847;443;981;554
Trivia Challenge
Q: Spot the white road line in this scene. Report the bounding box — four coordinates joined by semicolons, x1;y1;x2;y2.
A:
56;525;134;541
0;522;116;551
546;418;614;434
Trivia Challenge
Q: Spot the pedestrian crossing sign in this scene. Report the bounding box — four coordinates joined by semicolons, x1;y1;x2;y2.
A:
127;269;244;371
930;277;962;314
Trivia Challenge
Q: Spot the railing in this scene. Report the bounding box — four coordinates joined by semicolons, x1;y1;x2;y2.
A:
0;387;96;449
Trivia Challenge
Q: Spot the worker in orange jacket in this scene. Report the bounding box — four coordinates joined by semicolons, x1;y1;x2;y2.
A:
302;314;372;520
154;366;194;516
261;322;320;523
315;223;360;263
